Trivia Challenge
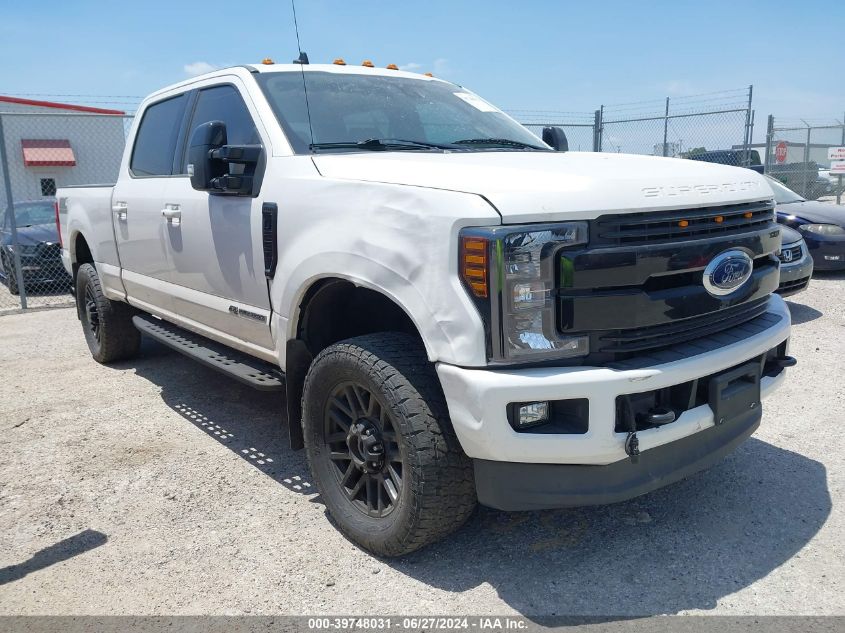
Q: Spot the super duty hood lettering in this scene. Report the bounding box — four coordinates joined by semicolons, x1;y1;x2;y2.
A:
313;152;771;224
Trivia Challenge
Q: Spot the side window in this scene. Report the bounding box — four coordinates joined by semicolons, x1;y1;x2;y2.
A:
131;94;187;177
182;85;259;172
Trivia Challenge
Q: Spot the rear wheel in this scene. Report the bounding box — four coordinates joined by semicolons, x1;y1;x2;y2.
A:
76;263;140;363
302;333;476;556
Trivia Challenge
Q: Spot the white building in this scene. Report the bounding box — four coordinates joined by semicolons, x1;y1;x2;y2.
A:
0;96;128;206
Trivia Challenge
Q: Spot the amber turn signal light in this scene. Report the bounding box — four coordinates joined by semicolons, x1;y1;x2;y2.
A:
678;220;689;228
743;211;753;219
714;215;724;224
460;236;489;298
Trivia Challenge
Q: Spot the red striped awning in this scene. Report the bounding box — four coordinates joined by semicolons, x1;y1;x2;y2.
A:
21;139;76;167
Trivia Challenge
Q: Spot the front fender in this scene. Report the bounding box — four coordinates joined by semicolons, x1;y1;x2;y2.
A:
267;179;500;368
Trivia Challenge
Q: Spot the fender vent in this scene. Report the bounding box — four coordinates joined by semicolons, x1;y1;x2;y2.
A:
262;202;278;278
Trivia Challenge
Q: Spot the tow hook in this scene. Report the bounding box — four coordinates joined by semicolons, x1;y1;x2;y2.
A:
621;396;640;464
624;432;640;462
772;355;797;369
636;407;676;427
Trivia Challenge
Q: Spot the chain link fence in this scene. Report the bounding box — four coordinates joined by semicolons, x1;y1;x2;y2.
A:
763;116;845;203
0;107;133;314
512;87;755;162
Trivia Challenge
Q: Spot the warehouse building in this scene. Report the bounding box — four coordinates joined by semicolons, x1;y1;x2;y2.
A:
0;96;127;206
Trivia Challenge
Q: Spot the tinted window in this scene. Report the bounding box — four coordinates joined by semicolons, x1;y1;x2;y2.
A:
182;85;259;171
131;94;187;176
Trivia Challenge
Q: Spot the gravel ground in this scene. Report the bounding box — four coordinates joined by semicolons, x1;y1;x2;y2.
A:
0;276;843;618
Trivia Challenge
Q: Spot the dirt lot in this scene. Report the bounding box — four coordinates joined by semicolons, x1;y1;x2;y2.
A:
0;276;843;618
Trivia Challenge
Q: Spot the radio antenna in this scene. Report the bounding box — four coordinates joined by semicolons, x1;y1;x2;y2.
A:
291;0;315;149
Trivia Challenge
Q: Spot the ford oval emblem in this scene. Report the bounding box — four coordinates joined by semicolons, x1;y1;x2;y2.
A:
703;250;753;297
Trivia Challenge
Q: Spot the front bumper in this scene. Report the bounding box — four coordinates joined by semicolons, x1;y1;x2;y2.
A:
777;244;813;296
474;409;760;510
803;233;845;270
437;294;791;507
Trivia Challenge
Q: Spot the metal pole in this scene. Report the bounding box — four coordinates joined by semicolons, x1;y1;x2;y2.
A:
764;114;774;172
598;106;604;152
837;112;844;205
0;114;27;309
743;85;753;166
662;97;670;157
592;110;601;152
802;124;811;198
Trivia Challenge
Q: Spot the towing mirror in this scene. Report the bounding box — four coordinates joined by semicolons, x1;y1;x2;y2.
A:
542;126;569;152
188;121;263;197
188;121;227;192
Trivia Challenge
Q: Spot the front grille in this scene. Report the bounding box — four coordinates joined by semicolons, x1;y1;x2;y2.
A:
596;297;770;355
778;277;810;293
37;243;61;260
778;242;803;263
592;201;774;246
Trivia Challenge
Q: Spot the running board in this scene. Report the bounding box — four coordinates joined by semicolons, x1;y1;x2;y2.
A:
132;315;284;391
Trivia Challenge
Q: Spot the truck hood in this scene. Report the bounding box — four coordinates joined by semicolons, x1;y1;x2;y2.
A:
312;151;773;223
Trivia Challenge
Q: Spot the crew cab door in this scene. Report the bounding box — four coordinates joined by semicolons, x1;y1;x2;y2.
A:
113;93;190;317
161;82;274;350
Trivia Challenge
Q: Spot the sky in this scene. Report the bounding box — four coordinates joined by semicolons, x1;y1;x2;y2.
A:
2;0;843;137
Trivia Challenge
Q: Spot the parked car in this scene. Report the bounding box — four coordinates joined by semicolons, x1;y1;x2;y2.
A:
767;175;845;270
58;62;793;555
0;199;69;295
683;149;764;173
776;225;813;296
766;163;832;200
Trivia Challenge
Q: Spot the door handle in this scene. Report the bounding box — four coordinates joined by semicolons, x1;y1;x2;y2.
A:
161;205;182;225
112;202;128;221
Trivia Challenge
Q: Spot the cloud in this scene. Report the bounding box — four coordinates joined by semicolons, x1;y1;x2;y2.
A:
662;80;694;96
399;62;423;72
184;61;217;77
433;58;450;76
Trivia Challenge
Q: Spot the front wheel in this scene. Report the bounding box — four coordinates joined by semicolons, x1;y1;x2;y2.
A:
302;333;476;556
76;263;141;363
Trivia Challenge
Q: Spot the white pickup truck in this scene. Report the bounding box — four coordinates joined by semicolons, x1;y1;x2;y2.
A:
58;61;795;556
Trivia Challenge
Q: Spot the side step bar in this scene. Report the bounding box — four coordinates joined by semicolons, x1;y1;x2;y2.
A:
132;315;284;391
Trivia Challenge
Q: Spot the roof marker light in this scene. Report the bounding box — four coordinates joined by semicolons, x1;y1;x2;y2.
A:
333;58;347;65
362;60;374;67
424;72;434;77
262;58;274;65
386;63;399;70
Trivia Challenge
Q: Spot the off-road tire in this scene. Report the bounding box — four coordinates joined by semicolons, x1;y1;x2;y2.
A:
76;263;141;363
302;332;476;556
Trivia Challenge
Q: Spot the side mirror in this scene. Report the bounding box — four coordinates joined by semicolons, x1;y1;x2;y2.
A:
542;126;569;152
187;121;263;196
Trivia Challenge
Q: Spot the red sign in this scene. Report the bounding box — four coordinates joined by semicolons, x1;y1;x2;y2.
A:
775;141;788;164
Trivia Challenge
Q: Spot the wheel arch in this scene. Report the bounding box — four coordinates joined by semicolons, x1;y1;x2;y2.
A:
284;277;424;450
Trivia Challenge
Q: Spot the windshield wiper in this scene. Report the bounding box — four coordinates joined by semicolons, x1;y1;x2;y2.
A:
451;138;548;150
310;138;456;152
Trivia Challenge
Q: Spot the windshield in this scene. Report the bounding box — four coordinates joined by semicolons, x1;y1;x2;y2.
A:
256;71;548;153
6;201;55;227
765;176;805;204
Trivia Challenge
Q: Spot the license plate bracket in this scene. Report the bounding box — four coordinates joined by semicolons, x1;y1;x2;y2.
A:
709;361;761;426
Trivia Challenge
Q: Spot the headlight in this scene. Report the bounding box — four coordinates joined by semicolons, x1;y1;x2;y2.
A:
799;223;845;236
460;222;589;363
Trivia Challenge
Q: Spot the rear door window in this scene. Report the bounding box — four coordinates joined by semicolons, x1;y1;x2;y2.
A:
130;94;188;177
